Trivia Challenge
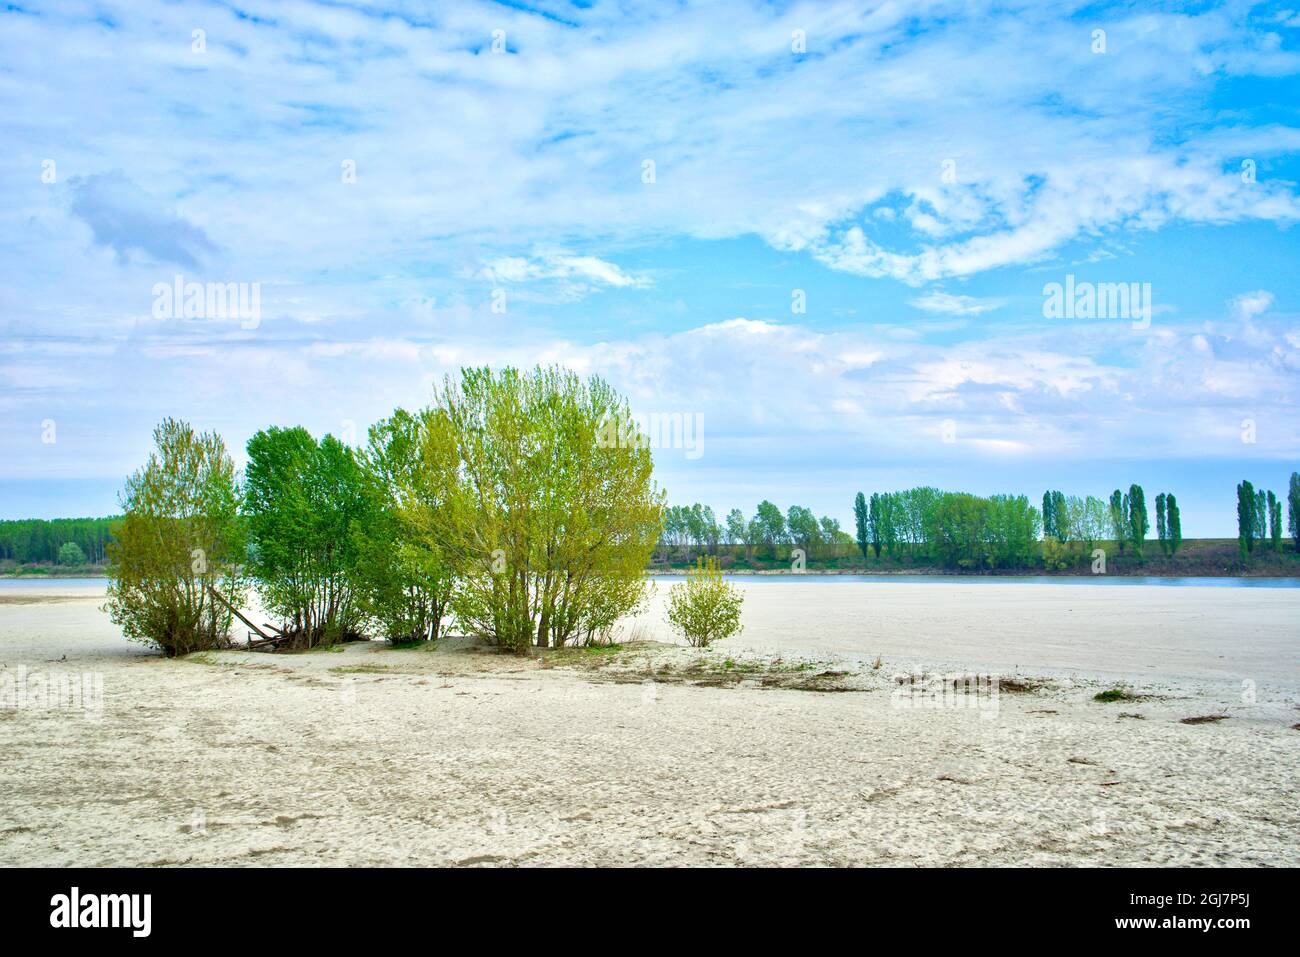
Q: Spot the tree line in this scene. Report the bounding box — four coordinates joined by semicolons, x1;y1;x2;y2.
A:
0;517;118;566
660;502;852;553
1236;473;1300;559
848;484;1184;570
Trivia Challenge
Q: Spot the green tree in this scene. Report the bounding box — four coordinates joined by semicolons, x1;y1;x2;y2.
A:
725;508;747;547
786;505;819;551
1237;480;1256;559
1042;491;1055;542
1155;493;1168;556
1267;490;1282;552
665;557;744;648
1166;494;1181;556
1109;489;1127;553
243;427;369;646
751;500;787;557
1289;472;1300;552
351;410;457;644
867;493;882;559
408;366;663;653
853;492;869;560
1127;485;1148;561
105;418;246;657
57;541;87;566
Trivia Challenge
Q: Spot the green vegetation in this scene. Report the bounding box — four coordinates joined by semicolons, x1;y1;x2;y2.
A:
104;418;246;657
0;516;117;567
243;426;369;648
405;366;663;654
1093;688;1141;703
666;557;744;647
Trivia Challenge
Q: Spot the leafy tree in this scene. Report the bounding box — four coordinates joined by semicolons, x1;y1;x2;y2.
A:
407;366;663;653
1256;489;1268;553
1267;490;1282;552
57;541;87;566
665;557;744;648
853;492;869;560
1155;493;1168;556
1166;494;1181;556
1237;480;1256;558
725;508;747;547
867;493;882;558
1042;491;1055;542
1289;472;1300;552
243;426;369;646
751;500;787;556
105;418;246;657
1127;485;1148;561
1109;490;1126;553
786;505;819;551
351;410;457;644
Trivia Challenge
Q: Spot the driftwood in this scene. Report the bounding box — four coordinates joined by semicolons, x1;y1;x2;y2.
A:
205;585;296;650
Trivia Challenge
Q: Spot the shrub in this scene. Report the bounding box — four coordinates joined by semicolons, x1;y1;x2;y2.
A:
665;558;744;648
105;419;246;657
57;541;87;566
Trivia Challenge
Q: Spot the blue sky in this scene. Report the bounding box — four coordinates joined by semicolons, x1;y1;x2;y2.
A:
2;0;1299;535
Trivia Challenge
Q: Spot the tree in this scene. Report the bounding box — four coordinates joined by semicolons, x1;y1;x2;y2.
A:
786;505;819;551
751;500;786;556
868;493;882;558
243;427;369;646
105;418;245;657
1237;480;1256;559
1267;490;1282;552
1155;493;1167;556
1127;485;1148;561
1166;494;1181;556
665;557;744;648
725;508;747;547
1289;472;1300;553
1255;490;1268;553
853;492;869;560
351;410;457;644
1042;491;1055;542
1109;489;1126;553
57;541;87;566
408;366;663;653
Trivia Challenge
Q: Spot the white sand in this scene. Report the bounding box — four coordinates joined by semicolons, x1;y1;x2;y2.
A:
1;580;1297;866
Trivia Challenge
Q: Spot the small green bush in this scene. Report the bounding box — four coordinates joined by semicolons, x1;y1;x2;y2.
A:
665;558;744;648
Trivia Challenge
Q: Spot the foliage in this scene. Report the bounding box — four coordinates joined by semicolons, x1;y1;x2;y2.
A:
0;517;117;565
1237;479;1256;559
350;410;457;643
1289;472;1300;553
853;491;869;560
57;541;87;566
665;557;744;647
243;426;369;646
406;366;663;654
105;418;246;656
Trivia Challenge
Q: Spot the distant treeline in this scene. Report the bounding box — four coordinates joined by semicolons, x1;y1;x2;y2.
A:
0;517;118;565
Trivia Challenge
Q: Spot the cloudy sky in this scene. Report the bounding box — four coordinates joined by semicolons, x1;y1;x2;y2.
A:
3;0;1299;535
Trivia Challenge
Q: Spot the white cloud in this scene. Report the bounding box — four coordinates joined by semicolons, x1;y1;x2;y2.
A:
909;292;1005;316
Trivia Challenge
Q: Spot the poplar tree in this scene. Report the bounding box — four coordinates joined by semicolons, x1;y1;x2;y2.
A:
853;492;870;560
1155;492;1167;556
1166;494;1181;556
1128;485;1148;561
1237;480;1256;559
1289;472;1300;553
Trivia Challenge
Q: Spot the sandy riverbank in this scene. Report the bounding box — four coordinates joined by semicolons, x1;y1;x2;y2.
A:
1;581;1297;866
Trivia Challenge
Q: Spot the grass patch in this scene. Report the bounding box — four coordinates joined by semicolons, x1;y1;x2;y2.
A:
1180;714;1228;725
1094;687;1141;703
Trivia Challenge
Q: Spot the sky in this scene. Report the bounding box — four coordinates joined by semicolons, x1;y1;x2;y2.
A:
2;0;1299;536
